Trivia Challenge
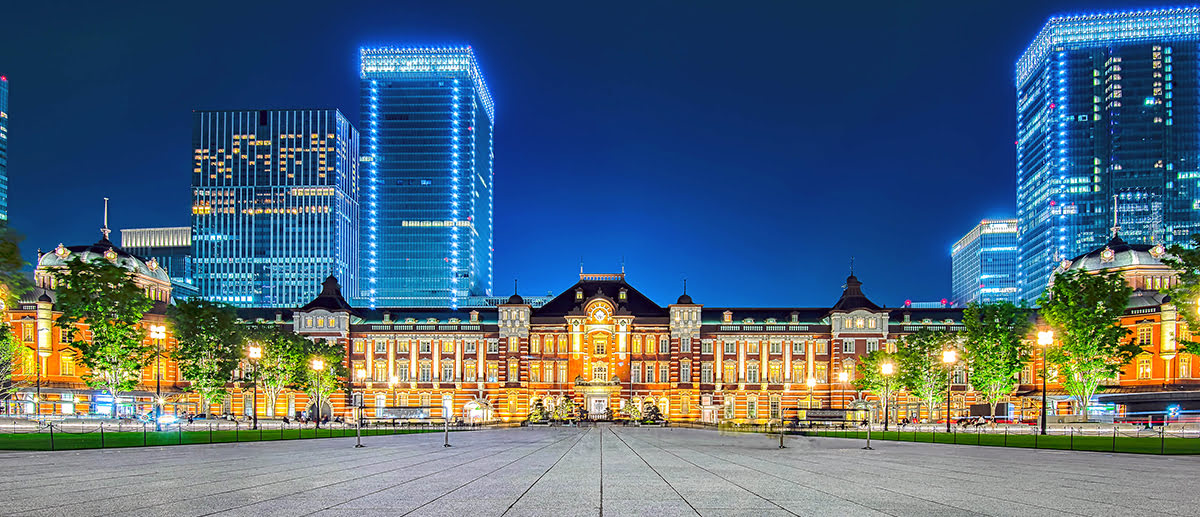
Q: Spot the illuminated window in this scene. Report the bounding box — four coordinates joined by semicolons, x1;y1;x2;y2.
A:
723;364;736;382
1180;355;1192;379
816;341;828;355
1137;357;1152;379
486;362;498;382
398;341;410;354
531;336;540;354
1137;326;1152;346
60;353;75;376
768;363;781;383
530;363;540;382
464;363;476;381
749;341;759;354
507;358;518;381
442;340;454;354
374;360;387;382
647;336;657;354
792;362;805;382
592;364;607;382
815;364;828;383
632;336;642;354
353;340;364;354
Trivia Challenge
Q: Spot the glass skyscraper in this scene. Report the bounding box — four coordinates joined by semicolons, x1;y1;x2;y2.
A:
951;219;1020;306
191;109;360;307
0;75;9;221
120;226;198;298
360;46;494;308
1016;7;1200;302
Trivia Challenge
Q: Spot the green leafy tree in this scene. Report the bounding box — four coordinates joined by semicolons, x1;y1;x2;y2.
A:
1038;269;1140;417
53;257;154;417
245;324;309;417
167;300;243;414
1163;234;1200;352
299;337;346;417
553;398;575;421
854;350;898;410
896;328;956;422
528;399;548;421
623;399;642;420
0;222;31;405
961;301;1034;418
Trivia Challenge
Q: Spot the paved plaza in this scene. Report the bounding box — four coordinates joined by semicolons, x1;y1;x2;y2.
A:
1;426;1198;516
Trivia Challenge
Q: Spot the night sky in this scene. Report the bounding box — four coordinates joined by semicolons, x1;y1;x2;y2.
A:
0;1;1176;308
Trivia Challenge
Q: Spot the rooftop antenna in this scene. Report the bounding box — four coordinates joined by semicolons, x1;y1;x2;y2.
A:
849;256;855;276
513;278;518;295
1111;194;1120;239
682;278;687;295
621;256;625;274
101;197;111;240
579;256;584;274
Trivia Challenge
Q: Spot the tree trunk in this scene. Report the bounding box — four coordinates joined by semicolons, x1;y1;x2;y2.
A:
109;389;119;418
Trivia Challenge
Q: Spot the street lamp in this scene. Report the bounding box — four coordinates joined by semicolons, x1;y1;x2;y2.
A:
942;349;957;432
1037;330;1054;436
248;344;262;430
881;362;894;431
311;358;325;429
149;324;166;431
836;371;849;410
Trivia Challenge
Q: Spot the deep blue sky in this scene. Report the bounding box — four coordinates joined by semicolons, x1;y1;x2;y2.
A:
0;1;1177;308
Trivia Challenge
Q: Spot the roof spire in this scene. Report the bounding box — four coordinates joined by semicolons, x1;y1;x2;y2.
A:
101;197;111;241
513;278;518;295
621;256;625;274
1111;194;1120;239
849;256;855;277
579;256;584;274
682;278;687;295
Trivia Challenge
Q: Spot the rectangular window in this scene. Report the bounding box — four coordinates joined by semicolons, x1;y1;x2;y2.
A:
398;341;410;354
701;341;713;354
770;396;781;419
374;340;386;354
792;363;805;382
531;336;541;354
375;394;386;418
681;338;691;353
60;354;75;376
487;341;498;354
1181;355;1192;379
530;363;540;382
400;393;409;407
631;362;641;383
723;364;736;382
866;339;879;353
747;364;759;383
659;338;669;354
769;341;781;355
680;362;691;382
749;341;759;354
1137;326;1152;345
842;340;855;354
793;341;804;355
724;341;736;355
557;362;567;384
419;364;431;382
815;364;828;383
723;398;735;419
660;364;669;383
952;366;965;384
396;365;410;382
374;360;387;382
420;341;431;354
1137;357;1152;379
507;337;518;353
487;362;498;382
701;362;713;383
353;340;364;354
747;397;758;419
465;341;476;354
464;363;476;381
816;340;828;355
507;358;518;381
769;363;781;383
1021;365;1031;384
646;364;655;383
442;363;454;381
22;325;33;342
420;393;431;408
442;340;454;354
632;336;642;354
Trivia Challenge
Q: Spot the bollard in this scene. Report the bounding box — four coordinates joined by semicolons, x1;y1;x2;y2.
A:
1112;426;1117;452
143;423;147;446
1161;426;1166;455
209;423;213;443
1003;426;1008;447
100;422;105;448
49;423;55;451
178;422;182;445
1070;427;1074;450
444;419;451;447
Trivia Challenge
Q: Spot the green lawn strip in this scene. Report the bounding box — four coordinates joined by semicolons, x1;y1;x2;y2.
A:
805;429;1199;454
0;426;443;451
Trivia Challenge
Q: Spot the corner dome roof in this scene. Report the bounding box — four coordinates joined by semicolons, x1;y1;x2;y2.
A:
1065;235;1169;273
37;234;171;284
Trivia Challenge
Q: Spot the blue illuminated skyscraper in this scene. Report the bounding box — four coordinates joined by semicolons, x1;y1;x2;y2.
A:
0;75;9;221
1016;7;1200;303
191;109;360;307
359;46;494;308
951;219;1020;306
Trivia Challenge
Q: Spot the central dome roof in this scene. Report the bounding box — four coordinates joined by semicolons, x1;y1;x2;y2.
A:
37;234;171;285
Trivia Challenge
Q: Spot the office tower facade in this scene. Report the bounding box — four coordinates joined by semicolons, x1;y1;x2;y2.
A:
191;109;360;307
0;75;8;221
360;46;494;308
951;219;1020;306
1015;7;1200;303
121;226;198;298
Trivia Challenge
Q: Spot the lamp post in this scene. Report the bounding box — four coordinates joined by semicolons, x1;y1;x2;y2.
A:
311;358;325;429
1037;330;1054;436
881;362;894;431
837;371;849;410
248;344;262;430
149;324;166;431
942;349;957;433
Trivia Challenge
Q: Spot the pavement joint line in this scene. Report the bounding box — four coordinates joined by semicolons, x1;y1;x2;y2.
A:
265;432;571;517
499;427;595;517
141;433;535;517
604;427;701;517
30;438;453;516
399;429;587;517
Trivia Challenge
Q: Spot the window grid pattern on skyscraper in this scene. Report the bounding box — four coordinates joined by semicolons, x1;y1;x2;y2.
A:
1015;7;1199;303
951;219;1020;306
191;109;359;307
360;46;494;308
0;75;8;221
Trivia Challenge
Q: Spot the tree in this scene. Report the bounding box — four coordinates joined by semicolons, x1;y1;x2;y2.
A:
622;399;642;420
854;350;898;412
896;328;956;422
961;301;1034;419
245;324;310;418
528;399;548;422
53;257;154;418
1163;234;1200;352
1038;269;1140;417
0;222;31;408
552;398;575;421
298;337;346;417
167;300;243;415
